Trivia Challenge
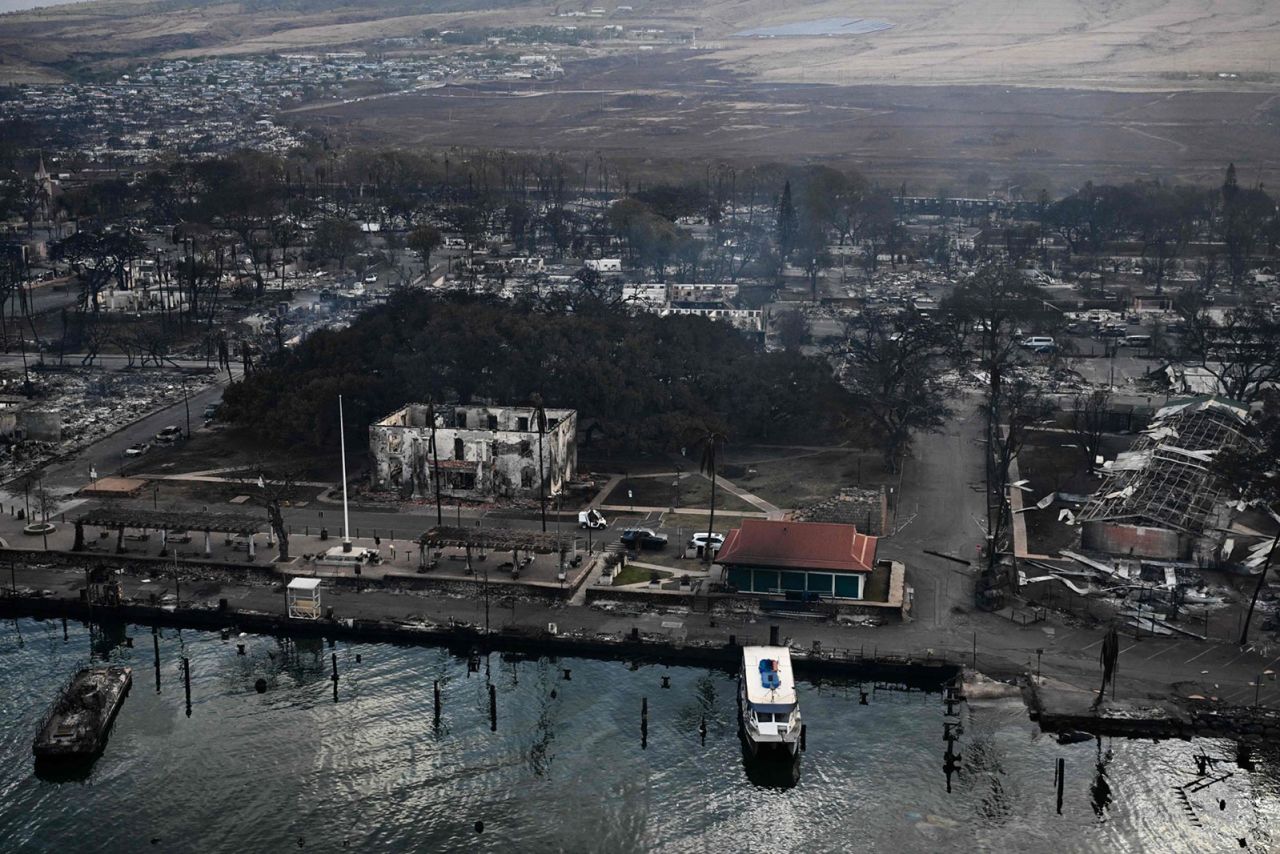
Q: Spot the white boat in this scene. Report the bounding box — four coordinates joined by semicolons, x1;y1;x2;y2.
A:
739;646;802;756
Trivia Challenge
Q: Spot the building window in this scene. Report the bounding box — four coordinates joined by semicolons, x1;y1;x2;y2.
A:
456;411;467;428
453;438;464;459
487;414;498;430
520;439;532;458
450;472;476;490
548;418;559;429
806;573;834;596
521;468;534;489
517;416;530;432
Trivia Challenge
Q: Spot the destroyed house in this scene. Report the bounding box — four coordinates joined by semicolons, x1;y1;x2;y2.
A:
370;403;577;500
1078;397;1255;560
718;519;877;600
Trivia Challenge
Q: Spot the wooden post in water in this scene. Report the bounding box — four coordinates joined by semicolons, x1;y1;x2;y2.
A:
331;652;339;703
489;683;497;732
182;656;191;717
434;680;441;727
641;697;648;749
1056;757;1065;814
153;629;161;693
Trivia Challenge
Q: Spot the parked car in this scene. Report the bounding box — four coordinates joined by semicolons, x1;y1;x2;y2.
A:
620;528;668;550
124;442;150;457
203;401;221;419
154;425;183;443
578;509;607;530
364;273;378;284
688;532;725;552
1121;334;1152;348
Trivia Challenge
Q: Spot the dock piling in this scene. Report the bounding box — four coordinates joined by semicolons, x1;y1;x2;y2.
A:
488;683;497;732
62;616;67;641
153;630;161;692
699;715;707;745
331;652;339;703
182;656;191;717
433;680;441;726
641;697;648;749
800;724;807;752
1056;757;1065;814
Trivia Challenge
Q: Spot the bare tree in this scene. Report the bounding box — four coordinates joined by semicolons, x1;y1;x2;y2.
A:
1069;389;1111;472
248;467;301;561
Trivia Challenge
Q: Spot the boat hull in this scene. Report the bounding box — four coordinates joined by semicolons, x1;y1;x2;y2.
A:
33;666;132;764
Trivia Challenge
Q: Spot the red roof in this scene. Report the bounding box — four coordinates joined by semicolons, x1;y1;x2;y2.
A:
715;519;877;573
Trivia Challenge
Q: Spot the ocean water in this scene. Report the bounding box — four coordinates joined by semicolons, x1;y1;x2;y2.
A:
0;617;1275;852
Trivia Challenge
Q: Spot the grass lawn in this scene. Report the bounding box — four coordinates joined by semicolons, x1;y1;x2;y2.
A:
612;565;671;586
716;447;893;510
135;425;338;481
604;474;755;513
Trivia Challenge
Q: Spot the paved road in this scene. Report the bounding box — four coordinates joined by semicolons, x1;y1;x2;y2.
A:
5;368;237;494
878;394;988;628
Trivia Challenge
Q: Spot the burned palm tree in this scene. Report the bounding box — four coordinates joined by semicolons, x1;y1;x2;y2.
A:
531;393;548;533
1092;626;1120;710
427;397;443;527
698;429;727;566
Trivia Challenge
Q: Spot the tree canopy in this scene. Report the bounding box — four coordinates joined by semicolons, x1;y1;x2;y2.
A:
221;292;857;453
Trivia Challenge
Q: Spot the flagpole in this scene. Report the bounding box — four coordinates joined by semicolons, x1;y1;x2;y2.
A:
339;395;351;553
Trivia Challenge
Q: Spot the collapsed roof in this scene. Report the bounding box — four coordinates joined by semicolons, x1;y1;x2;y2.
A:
1079;397;1255;535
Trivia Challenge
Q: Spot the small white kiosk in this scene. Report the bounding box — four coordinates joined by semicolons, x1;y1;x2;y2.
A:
286;577;323;620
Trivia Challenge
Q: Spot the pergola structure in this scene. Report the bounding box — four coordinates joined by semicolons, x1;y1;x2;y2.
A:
417;525;575;578
74;507;269;558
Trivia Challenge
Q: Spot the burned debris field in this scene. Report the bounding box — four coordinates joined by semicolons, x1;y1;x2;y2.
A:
2;0;1280;851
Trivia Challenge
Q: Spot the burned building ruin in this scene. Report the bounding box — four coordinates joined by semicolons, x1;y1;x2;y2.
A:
370;403;577;501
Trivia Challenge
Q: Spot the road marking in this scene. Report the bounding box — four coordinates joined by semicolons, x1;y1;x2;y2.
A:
1223;650;1257;668
1143;643;1182;660
1119;643;1139;656
1082;638;1104;652
1185;646;1218;663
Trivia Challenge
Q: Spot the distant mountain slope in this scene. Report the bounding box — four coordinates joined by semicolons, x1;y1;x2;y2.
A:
1;0;1276;90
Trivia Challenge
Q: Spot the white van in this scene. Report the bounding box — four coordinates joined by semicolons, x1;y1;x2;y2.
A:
314;546;380;570
1020;336;1057;353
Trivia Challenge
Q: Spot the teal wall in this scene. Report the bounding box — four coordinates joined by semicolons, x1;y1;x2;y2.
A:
725;566;863;600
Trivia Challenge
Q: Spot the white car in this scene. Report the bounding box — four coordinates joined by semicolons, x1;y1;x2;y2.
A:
124;442;150;457
578;509;607;529
688;532;725;551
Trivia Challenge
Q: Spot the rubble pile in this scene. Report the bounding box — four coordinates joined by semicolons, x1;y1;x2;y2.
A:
0;369;214;481
793;487;887;535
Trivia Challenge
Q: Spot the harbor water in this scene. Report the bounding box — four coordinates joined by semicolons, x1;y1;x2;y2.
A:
0;618;1276;852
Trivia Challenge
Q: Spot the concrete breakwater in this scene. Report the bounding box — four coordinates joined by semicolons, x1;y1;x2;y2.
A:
1024;675;1280;743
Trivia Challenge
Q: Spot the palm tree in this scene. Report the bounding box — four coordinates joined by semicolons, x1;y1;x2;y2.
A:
426;397;443;527
698;429;727;566
531;393;548;532
1091;626;1120;710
